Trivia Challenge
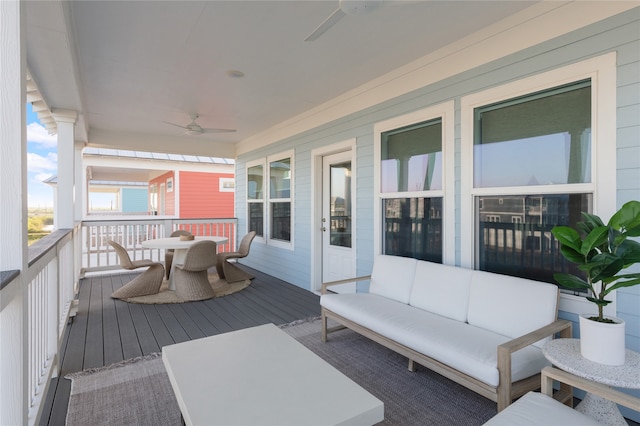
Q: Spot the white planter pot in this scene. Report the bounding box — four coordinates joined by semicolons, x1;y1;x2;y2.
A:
579;314;626;366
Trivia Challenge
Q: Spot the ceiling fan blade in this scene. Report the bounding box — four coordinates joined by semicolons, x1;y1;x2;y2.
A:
162;121;188;130
304;7;346;41
202;128;236;134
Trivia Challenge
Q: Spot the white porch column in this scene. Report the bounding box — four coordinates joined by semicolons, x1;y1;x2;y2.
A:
74;142;84;221
51;109;78;229
0;1;27;425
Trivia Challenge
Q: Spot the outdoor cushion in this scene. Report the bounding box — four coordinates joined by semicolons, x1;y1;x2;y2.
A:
483;391;601;425
321;292;548;387
368;254;417;304
409;261;473;322
467;270;558;347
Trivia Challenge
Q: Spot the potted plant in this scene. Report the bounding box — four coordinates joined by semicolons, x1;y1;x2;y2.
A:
551;200;640;365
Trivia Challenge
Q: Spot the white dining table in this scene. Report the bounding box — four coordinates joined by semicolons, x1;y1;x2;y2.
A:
141;236;228;290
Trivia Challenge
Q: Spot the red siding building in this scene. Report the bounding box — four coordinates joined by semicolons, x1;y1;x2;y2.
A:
148;170;234;218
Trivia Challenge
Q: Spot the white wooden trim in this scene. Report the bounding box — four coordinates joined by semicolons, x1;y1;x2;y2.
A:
1;3;26;425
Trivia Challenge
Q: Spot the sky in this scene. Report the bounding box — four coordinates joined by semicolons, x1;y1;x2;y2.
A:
27;103;57;209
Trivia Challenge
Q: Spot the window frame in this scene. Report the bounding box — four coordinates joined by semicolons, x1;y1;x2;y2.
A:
246;158;266;242
460;53;617;316
373;101;455;263
267;150;294;249
245;150;295;250
219;177;235;193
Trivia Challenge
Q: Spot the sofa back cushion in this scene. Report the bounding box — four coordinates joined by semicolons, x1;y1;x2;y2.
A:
409;261;473;322
369;255;417;304
467;270;558;346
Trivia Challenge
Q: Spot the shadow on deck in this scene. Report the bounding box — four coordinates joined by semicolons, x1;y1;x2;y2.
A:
39;265;320;425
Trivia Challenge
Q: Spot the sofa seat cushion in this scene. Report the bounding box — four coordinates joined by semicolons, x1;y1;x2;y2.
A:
321;293;549;387
483;391;601;425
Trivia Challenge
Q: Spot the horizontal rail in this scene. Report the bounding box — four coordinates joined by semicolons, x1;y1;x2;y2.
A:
81;218;238;273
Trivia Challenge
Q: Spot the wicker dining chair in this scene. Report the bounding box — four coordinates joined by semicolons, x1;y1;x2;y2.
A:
108;240;164;299
216;231;256;283
165;229;193;279
173;240;217;301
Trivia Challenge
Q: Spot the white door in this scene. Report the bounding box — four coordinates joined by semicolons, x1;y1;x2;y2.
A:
322;151;355;293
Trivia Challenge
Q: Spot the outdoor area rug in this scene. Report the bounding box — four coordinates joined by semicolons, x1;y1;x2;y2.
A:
122;272;251;304
65;318;498;425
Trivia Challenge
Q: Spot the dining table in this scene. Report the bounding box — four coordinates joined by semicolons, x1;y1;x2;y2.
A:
142;236;228;290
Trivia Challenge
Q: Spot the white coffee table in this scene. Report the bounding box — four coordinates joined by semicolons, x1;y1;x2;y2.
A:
162;323;384;426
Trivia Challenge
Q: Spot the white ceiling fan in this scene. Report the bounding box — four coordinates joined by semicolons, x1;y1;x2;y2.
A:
305;0;383;42
163;113;236;136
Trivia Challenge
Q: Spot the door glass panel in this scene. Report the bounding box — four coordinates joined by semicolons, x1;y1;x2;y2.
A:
330;161;351;248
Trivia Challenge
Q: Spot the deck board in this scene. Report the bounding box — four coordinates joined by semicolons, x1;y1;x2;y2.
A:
39;265;320;426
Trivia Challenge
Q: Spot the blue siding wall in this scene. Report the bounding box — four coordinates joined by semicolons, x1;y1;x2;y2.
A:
121;188;148;213
237;10;640;417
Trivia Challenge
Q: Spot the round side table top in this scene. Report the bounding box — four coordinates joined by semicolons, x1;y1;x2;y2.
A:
542;338;640;388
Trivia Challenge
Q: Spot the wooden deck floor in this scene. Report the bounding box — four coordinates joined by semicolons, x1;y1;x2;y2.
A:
38;265;320;426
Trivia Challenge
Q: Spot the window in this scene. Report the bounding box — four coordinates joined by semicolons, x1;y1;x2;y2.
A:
247;162;264;238
166;177;173;192
219;178;235;192
461;54;617;308
246;151;294;248
269;155;292;243
374;102;455;263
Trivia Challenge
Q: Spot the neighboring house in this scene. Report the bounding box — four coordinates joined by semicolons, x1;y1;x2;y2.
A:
84;148;235;218
148;170;235;218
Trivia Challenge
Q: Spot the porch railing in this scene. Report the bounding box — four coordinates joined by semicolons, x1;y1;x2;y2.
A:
0;226;80;425
0;217;236;425
81;218;237;273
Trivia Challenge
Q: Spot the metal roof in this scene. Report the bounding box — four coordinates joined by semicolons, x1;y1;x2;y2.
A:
83;147;234;165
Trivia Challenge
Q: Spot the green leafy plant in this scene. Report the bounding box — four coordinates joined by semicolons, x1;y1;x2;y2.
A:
551;200;640;323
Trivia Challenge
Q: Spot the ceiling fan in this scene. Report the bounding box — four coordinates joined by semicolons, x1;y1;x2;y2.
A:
305;0;383;42
163;113;236;136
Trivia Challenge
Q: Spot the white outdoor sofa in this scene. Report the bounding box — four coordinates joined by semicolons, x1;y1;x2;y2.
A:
320;254;572;412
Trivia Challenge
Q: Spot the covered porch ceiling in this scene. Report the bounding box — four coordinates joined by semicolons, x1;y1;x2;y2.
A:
29;0;591;159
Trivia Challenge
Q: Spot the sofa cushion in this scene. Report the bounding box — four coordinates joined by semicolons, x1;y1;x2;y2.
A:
321;292;548;387
467;270;558;347
368;255;417;304
409;261;473;322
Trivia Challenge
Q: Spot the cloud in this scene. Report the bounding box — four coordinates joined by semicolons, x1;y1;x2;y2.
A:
27;122;57;148
27;152;57;174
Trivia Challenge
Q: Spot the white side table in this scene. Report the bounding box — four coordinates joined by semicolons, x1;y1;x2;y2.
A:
543;338;640;426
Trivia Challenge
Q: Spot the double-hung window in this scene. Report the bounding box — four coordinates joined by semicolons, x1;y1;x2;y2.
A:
374;102;455;263
246;151;294;248
247;162;264;238
461;54;616;306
